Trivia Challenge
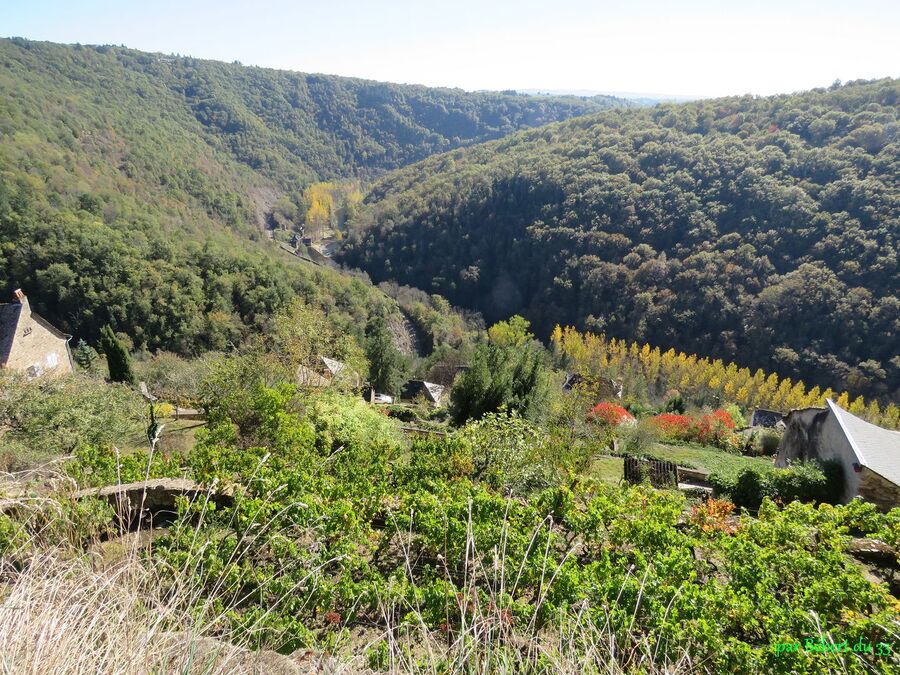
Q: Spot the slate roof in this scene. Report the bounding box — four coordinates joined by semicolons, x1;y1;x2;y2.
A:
321;356;348;377
750;408;784;428
403;380;445;404
827;399;900;487
0;302;23;366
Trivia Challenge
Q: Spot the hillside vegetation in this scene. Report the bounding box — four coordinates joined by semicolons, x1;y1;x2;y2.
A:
340;79;900;401
0;38;622;352
2;304;899;674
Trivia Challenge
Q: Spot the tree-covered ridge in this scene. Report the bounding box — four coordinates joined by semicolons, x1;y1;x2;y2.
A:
1;38;628;189
340;79;900;401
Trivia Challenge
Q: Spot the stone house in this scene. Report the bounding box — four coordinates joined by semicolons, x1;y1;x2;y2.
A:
0;289;74;378
562;373;623;400
776;400;900;510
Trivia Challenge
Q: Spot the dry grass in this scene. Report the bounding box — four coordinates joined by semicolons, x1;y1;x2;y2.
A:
0;551;328;675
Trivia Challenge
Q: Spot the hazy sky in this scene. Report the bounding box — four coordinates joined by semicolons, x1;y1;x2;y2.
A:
2;0;898;97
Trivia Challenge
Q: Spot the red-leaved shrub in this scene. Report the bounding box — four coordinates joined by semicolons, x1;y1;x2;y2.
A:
652;408;739;450
589;402;634;426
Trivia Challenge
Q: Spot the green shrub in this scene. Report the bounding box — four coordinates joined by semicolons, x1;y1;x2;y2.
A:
710;461;843;510
456;411;557;494
760;430;781;455
0;373;145;468
66;444;184;488
615;418;660;457
724;403;747;429
663;394;686;414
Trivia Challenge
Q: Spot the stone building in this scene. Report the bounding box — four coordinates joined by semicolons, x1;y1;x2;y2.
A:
0;289;74;377
776;400;900;510
562;373;623;400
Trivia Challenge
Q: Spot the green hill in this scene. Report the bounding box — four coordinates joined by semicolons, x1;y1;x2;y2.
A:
0;38;624;352
339;79;900;400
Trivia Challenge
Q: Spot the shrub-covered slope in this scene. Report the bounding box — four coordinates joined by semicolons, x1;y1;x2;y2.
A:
340;79;900;400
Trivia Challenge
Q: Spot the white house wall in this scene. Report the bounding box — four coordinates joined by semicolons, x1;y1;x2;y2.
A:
814;412;862;502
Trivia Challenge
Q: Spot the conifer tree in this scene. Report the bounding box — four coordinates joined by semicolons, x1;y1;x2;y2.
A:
365;316;406;398
99;325;136;385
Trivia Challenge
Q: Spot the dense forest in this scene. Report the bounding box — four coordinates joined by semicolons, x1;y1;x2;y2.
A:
340;79;900;401
0;38;624;352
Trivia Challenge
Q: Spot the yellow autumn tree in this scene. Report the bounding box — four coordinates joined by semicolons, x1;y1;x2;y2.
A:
548;325;895;429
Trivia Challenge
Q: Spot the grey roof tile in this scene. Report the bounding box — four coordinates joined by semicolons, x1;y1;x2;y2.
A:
827;399;900;486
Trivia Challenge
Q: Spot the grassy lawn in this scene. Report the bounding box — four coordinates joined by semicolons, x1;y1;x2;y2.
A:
121;417;206;455
588;456;624;484
648;441;774;477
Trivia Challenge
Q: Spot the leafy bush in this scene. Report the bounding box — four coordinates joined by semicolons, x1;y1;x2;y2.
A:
66;444;185;488
651;408;741;451
298;388;403;455
664;393;686;414
710;461;844;510
456;411;557;494
690;497;736;534
615;418;661;456
652;412;692;437
0;374;145;469
724;403;747;429
134;352;221;405
588;402;633;426
760;430;781;455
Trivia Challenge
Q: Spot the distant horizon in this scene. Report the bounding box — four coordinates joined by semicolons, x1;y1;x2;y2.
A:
6;35;894;105
2;0;897;98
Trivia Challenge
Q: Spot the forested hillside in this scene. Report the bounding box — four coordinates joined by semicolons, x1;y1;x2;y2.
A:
0;38;623;352
0;39;626;186
340;79;900;401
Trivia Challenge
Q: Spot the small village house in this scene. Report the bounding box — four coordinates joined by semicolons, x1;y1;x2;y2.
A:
401;379;445;407
0;289;74;378
750;408;784;428
562;373;623;400
296;355;361;389
776;399;900;510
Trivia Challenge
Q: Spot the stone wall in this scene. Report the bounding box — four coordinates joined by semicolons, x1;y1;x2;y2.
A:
776;408;829;465
857;468;900;511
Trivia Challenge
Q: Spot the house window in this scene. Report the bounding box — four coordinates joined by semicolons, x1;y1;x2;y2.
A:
26;363;43;379
22;326;32;337
46;352;59;368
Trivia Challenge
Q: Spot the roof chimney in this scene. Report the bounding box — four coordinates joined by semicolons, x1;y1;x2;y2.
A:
13;289;26;303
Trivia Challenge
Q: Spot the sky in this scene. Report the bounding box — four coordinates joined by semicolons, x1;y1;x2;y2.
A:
1;0;898;98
